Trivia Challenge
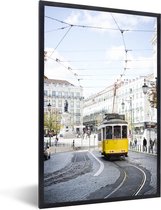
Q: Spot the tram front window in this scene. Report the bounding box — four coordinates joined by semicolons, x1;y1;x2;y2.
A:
122;126;127;138
106;126;112;139
114;126;121;138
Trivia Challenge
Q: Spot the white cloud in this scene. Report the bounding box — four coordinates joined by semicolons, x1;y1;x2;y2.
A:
65;10;117;33
112;13;155;30
105;45;125;60
65;11;81;25
105;45;154;78
64;10;155;33
44;48;80;86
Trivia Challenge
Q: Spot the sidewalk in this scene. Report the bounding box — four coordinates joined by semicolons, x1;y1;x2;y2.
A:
129;145;157;156
46;134;99;154
50;144;74;154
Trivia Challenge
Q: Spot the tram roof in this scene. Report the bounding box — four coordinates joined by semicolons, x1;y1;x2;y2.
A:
98;118;128;129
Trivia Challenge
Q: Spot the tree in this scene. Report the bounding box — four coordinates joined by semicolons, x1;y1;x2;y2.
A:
44;109;61;136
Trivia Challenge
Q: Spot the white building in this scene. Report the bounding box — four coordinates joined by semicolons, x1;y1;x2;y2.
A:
44;79;84;135
83;74;157;150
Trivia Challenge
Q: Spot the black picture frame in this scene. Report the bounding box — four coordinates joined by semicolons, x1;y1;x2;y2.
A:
39;1;161;208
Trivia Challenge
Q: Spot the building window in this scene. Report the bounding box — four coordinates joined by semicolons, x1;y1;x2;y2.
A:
76;109;80;115
64;92;68;98
52;100;56;107
70;109;74;114
76;92;80;98
71;101;74;107
58;100;62;107
52;91;56;97
44;90;47;96
58;91;62;97
44;100;48;107
71;92;74;98
76;101;80;108
76;117;80;124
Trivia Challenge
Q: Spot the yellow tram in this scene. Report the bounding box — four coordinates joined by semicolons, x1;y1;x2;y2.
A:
98;113;128;158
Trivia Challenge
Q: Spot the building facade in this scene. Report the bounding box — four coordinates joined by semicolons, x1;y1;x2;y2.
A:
83;74;157;150
44;79;84;136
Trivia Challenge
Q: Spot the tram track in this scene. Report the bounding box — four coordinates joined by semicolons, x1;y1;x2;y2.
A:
130;164;147;196
104;160;148;198
86;155;150;201
44;151;92;187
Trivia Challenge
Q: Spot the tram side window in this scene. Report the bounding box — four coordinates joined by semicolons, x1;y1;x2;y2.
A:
103;128;105;139
122;126;127;138
106;126;112;139
114;126;121;138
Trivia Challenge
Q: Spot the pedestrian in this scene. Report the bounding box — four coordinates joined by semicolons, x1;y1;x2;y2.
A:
134;138;137;148
55;136;58;146
153;138;157;154
72;139;75;150
143;137;147;152
149;138;154;153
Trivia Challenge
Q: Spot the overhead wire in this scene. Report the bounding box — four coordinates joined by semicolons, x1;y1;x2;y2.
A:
45;26;71;33
46;56;82;87
45;14;155;97
57;58;153;63
45;15;155;33
57;48;153;53
48;25;73;59
110;13;130;80
110;13;131;112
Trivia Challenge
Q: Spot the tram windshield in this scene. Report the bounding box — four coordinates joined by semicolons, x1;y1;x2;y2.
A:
114;126;121;138
106;126;112;139
122;126;127;138
104;125;127;139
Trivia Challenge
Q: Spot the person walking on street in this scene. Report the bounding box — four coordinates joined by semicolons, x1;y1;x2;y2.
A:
134;138;137;149
143;137;147;152
153;138;157;154
149;138;154;153
55;136;59;146
72;139;75;150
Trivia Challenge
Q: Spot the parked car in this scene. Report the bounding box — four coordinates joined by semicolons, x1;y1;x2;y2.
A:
44;146;51;160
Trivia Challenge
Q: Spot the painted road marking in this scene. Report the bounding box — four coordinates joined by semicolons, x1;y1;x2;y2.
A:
89;151;104;176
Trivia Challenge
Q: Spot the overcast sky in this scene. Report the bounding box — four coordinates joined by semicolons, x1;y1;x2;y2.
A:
44;5;156;98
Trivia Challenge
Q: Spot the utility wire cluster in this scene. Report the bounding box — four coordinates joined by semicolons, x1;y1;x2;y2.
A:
110;13;131;84
45;15;155;33
46;55;82;87
45;14;155;91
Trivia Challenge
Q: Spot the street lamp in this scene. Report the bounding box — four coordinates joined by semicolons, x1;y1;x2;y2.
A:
142;80;149;94
47;102;52;146
47;102;51;111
